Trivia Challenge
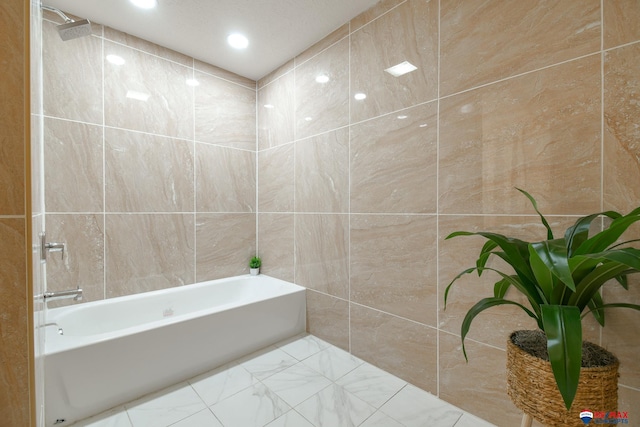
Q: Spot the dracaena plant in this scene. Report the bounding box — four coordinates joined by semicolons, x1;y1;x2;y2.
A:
444;189;640;410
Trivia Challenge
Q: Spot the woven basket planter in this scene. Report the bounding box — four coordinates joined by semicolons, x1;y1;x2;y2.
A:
506;331;619;427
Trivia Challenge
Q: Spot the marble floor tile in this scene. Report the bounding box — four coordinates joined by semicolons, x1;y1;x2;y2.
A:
453;412;497;427
239;347;299;380
264;409;315;427
210;382;291;427
295;384;377;427
335;363;407;408
262;362;332;407
189;362;257;406
359;410;404;427
70;335;496;427
168;408;222;427
277;334;331;360
379;384;464;427
301;346;364;381
72;406;132;427
125;382;206;427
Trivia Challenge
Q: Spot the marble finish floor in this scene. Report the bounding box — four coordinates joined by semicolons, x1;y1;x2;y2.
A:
71;334;495;427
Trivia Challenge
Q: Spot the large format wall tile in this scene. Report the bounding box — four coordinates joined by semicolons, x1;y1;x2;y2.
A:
439;56;601;215
295;24;349;67
106;214;195;298
295;128;349;213
257;214;294;282
439;332;522;426
45;214;105;304
0;218;28;426
44;118;103;213
196;213;256;281
350;215;437;326
43;20;103;124
440;0;600;96
195;71;256;151
604;0;640;48
258;144;294;212
350;0;438;123
350;102;437;214
104;41;193;139
258;71;295;150
196;143;256;213
295;38;349;139
104;26;192;66
350;304;437;393
604;43;640;212
105;128;194;212
295;214;349;299
306;290;349;351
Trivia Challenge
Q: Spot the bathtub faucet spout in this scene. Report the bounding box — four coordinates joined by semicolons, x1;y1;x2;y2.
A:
43;287;83;302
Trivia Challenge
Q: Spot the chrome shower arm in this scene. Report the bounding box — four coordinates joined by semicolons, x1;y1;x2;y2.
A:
42;4;74;23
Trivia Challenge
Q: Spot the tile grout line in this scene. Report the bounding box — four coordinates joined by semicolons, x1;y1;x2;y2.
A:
193;58;197;285
599;0;605;347
101;32;107;300
347;19;352;355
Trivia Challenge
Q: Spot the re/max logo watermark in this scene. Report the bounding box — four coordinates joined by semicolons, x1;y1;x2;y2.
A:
580;410;629;425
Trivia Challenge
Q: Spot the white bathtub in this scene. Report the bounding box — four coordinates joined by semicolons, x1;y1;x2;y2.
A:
44;275;306;426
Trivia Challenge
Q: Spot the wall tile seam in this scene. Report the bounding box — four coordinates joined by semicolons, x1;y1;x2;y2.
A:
46;212;257;215
439;50;603;101
437;213;595;219
619;383;640;392
349;0;409;35
603;38;640;53
438;329;507;354
257;65;294;90
349;299;440;331
43;118;257;154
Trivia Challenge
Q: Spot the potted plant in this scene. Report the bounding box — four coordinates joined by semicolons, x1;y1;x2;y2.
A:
444;189;640;426
249;256;261;276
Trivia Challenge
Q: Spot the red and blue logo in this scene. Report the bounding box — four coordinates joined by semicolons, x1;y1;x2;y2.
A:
580;410;629;424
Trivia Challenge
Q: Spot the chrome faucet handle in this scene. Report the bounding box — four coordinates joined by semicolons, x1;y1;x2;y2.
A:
44;241;66;260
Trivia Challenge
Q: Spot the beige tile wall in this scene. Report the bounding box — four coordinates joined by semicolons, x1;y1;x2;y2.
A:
257;0;640;424
43;17;258;302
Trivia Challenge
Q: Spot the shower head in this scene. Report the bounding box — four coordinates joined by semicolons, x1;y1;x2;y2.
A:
42;4;92;41
56;19;92;41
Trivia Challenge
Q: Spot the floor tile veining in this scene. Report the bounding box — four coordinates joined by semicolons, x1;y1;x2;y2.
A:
71;335;496;427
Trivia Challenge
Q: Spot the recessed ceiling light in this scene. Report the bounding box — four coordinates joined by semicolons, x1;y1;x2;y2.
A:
354;93;367;101
385;61;418;77
106;54;125;65
185;78;200;87
227;33;249;49
315;74;330;83
129;0;157;9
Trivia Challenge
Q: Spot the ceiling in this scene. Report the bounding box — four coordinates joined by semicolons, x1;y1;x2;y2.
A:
44;0;381;81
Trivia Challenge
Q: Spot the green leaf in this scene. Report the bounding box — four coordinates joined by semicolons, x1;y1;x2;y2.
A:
586;292;605;326
443;267;477;309
446;231;536;286
530;240;575;294
564;212;620;257
582;302;640;319
516;188;553;240
493;278;512;298
574;213;640;255
461;297;539;360
569;263;633;311
476;240;498;276
541;305;582;410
